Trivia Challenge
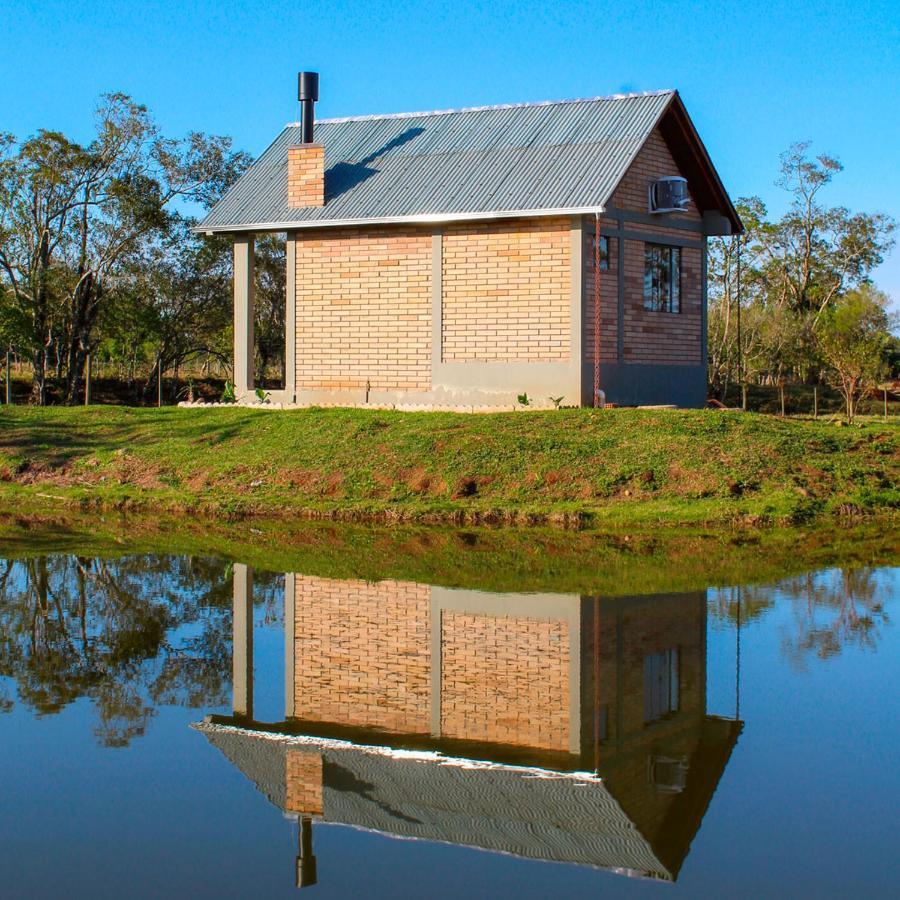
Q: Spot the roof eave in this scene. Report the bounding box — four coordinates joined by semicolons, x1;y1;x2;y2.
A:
193;205;606;235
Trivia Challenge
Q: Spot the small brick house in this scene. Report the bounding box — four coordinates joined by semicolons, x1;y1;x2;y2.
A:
199;76;741;408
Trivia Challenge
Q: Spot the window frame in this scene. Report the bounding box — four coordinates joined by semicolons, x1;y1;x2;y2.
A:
590;234;612;271
643;243;682;314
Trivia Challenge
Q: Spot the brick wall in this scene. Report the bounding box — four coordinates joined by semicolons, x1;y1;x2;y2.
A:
285;749;324;815
583;221;620;366
608;130;703;366
287;144;325;208
440;612;571;752
294;228;432;392
441;218;571;362
293;575;431;733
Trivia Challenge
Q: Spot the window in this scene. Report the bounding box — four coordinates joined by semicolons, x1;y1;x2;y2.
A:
643;648;679;723
591;234;611;270
643;244;681;313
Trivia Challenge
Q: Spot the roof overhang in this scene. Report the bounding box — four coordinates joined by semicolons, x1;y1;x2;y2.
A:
656;93;744;235
194;205;606;236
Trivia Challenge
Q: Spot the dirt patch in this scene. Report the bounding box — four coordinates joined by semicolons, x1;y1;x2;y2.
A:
666;461;718;498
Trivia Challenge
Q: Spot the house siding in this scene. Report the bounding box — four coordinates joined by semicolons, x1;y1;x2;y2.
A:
441;219;571;363
286;129;708;408
608;129;703;368
294;227;432;394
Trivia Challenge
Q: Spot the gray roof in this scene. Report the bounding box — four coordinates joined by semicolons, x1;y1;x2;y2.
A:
198;91;678;233
197;722;671;878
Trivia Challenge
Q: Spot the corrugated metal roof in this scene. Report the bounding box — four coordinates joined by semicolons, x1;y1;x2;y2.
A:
197;91;676;232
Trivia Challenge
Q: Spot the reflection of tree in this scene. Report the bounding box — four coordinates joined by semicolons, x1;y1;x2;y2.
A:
708;584;776;626
709;567;891;667
780;568;889;668
0;555;280;746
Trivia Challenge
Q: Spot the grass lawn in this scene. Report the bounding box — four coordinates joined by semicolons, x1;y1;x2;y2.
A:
0;405;897;528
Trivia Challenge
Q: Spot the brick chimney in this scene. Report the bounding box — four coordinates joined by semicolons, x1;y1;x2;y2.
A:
288;72;324;208
288;144;325;207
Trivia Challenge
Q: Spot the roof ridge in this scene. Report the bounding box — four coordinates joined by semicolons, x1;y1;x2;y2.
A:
287;89;676;128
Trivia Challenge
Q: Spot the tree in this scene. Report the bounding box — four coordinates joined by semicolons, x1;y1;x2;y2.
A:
758;143;895;321
818;285;893;421
0;94;247;404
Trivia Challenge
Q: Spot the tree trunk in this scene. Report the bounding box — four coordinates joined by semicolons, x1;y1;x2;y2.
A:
64;273;102;405
30;347;47;406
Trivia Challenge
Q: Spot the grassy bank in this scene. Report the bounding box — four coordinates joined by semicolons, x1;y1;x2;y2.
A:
0;405;897;528
1;512;897;596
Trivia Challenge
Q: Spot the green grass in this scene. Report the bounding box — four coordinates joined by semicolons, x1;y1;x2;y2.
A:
0;511;896;597
0;405;897;528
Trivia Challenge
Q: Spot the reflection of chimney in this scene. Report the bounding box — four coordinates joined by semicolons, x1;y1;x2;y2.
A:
295;817;318;889
288;71;325;208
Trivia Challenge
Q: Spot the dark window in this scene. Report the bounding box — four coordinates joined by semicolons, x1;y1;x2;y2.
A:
643;648;679;723
643;244;681;313
591;234;611;271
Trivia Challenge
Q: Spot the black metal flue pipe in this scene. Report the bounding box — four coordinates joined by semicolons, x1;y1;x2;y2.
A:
297;72;319;143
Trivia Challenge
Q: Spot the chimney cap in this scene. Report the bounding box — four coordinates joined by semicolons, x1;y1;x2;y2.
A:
298;72;319;103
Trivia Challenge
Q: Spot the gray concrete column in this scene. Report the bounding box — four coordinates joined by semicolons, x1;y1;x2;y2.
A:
233;235;255;397
284;572;296;719
569;216;584;406
284;235;297;402
232;563;253;719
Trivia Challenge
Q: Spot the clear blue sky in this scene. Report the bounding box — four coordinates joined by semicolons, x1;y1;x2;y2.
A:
2;0;898;303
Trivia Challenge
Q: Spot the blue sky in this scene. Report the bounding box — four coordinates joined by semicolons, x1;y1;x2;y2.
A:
2;0;898;303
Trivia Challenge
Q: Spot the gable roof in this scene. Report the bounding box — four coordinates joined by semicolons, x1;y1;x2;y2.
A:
198;90;740;233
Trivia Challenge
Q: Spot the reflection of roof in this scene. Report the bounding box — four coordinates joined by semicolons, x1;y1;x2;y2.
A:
196;722;674;879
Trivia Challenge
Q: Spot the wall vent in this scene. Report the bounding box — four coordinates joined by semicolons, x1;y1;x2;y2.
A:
649;176;690;214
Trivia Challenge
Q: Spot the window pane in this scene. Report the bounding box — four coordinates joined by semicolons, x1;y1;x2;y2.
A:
644;244;681;313
671;247;681;313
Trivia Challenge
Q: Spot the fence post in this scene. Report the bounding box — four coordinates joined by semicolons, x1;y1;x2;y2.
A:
780;382;786;417
158;362;163;408
4;348;9;405
885;388;889;419
813;385;818;420
741;383;748;412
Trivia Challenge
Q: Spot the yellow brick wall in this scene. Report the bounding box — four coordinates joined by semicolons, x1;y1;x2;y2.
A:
293;575;432;734
285;749;324;815
440;612;571;752
441;218;571;362
609;130;703;366
287;144;325;208
294;227;433;392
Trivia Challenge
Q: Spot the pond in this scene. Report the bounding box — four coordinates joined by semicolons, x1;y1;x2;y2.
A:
0;523;897;898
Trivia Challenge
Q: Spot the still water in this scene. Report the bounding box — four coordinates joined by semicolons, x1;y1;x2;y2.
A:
0;530;897;898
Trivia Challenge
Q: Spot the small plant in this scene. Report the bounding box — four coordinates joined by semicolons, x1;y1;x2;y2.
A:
221;381;236;403
255;387;271;404
517;393;530;407
549;395;564;409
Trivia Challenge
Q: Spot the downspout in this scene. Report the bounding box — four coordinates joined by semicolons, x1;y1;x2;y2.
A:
593;213;602;407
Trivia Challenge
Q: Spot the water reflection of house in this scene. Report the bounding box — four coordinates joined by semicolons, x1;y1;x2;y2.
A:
198;567;741;886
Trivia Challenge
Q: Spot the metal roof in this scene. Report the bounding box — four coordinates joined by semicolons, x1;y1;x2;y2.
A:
197;91;678;233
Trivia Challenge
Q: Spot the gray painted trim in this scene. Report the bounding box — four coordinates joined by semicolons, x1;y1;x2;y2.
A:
616;216;625;364
285;236;297;403
284;573;295;720
233;236;255;398
431;230;443;372
605;206;705;233
701;235;709;375
601;227;703;250
569;217;584;404
232;564;253;719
